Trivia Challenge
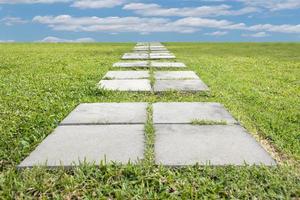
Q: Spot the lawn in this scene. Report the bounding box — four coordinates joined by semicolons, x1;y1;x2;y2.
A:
0;43;299;199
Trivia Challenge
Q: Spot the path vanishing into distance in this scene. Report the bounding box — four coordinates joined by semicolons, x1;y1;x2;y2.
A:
18;42;276;168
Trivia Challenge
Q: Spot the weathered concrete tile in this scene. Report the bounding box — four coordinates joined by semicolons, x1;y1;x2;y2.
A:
150;47;167;51
122;53;149;60
18;125;145;168
153;102;236;124
134;46;149;51
104;71;149;79
61;103;148;125
99;79;151;92
150;62;186;68
113;61;148;68
150;53;173;56
155;71;199;80
150;55;175;59
155;124;276;166
153;80;208;92
137;42;149;46
150;50;170;53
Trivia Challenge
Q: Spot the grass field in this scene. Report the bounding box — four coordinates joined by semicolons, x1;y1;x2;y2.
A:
0;43;299;199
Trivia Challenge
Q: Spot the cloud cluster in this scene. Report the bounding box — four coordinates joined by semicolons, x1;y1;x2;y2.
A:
238;0;300;11
0;17;27;25
37;36;95;42
32;15;300;35
71;0;124;9
123;3;259;17
0;0;70;3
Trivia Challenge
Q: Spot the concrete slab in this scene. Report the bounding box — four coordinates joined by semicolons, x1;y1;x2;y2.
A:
150;53;174;56
137;42;149;46
113;61;148;68
99;80;151;92
104;71;149;79
150;62;186;68
61;103;148;125
150;51;170;53
18;125;145;167
133;51;149;53
134;46;149;51
122;53;149;60
150;47;167;51
155;124;276;166
154;80;209;92
150;55;175;59
153;102;236;124
155;71;199;80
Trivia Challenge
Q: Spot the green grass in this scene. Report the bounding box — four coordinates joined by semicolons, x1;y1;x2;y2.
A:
0;43;299;199
191;119;228;126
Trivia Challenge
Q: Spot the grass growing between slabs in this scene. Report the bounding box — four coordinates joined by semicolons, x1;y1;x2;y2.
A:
0;43;299;198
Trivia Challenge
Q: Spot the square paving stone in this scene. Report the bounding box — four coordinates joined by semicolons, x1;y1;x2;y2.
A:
99;80;151;92
153;102;236;124
150;47;167;51
155;124;276;166
122;53;149;60
113;61;148;68
104;71;149;79
133;50;149;53
150;50;170;53
150;54;175;59
134;46;149;51
61;103;148;125
150;53;173;56
18;125;145;168
155;71;199;80
154;80;208;92
137;42;149;46
150;62;186;68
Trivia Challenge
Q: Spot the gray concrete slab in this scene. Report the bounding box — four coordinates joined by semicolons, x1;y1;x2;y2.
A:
122;53;149;60
137;42;149;46
99;80;151;92
150;47;167;51
150;62;186;68
155;71;199;80
18;125;145;168
150;50;170;53
133;51;149;53
104;71;149;79
153;102;236;124
155;124;276;166
150;53;174;56
134;46;149;51
150;55;175;59
61;103;148;125
153;80;209;92
113;61;148;68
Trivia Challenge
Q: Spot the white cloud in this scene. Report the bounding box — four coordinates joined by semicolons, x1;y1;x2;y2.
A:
0;0;70;3
32;15;198;33
238;0;300;11
0;39;15;42
205;31;228;36
37;36;96;42
242;31;269;37
71;0;125;9
0;17;27;26
32;15;300;35
123;3;259;17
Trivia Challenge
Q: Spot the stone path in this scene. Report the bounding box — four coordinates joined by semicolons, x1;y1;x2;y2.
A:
19;42;276;168
99;43;207;92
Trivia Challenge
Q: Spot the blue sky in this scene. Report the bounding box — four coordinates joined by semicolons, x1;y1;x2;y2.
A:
0;0;300;42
